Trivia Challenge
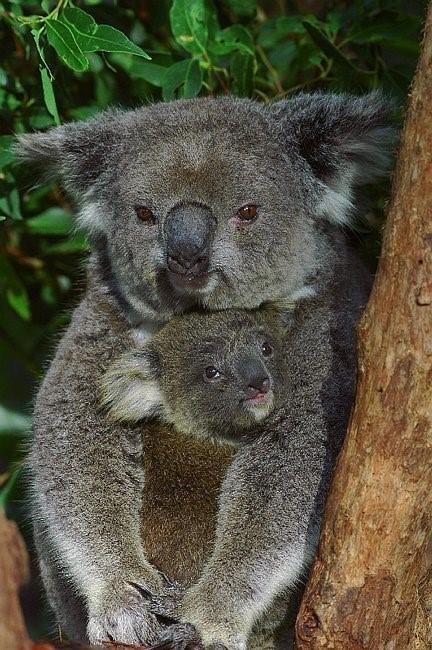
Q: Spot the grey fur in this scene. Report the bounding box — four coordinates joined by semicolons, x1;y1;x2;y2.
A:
18;92;391;648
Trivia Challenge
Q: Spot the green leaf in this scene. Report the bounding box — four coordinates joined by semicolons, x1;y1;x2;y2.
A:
25;207;73;235
170;0;217;56
230;52;254;97
63;13;151;59
257;16;304;48
0;136;14;169
63;6;97;35
161;59;190;101
43;232;89;254
119;57;168;86
46;19;89;72
0;468;20;508
0;405;30;435
303;19;355;71
182;59;203;98
224;0;256;17
0;257;31;321
40;66;60;125
0;184;22;220
211;25;254;57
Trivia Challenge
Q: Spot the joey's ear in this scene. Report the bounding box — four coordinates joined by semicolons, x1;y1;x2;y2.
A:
271;91;396;224
13;110;124;199
100;347;163;423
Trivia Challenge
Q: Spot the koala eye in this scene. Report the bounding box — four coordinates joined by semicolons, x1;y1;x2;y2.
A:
261;341;273;357
135;205;156;225
236;204;258;223
204;366;222;382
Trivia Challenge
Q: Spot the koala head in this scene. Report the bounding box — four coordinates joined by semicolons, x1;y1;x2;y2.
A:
101;308;288;443
15;93;394;322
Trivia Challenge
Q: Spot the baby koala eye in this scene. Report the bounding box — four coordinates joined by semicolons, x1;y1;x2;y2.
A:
261;341;273;358
135;205;156;225
236;204;258;223
204;366;222;382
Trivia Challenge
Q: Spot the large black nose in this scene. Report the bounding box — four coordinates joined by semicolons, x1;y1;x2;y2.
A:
164;202;215;278
239;357;271;400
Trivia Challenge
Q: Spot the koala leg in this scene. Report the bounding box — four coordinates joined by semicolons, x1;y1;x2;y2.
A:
34;522;88;641
29;292;170;646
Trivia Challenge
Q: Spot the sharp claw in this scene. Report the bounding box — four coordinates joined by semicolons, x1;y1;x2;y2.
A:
128;581;155;599
154;612;179;626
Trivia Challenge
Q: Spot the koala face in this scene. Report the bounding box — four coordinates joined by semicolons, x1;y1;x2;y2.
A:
154;310;287;443
16;94;393;322
100;309;288;443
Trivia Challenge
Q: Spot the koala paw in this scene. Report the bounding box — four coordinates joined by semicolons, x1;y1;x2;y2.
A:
87;580;166;645
150;623;228;650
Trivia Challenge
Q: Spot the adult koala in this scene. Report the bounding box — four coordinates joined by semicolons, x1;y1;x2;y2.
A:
17;93;393;649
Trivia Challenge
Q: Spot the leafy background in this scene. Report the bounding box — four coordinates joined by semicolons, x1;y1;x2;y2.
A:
0;0;426;639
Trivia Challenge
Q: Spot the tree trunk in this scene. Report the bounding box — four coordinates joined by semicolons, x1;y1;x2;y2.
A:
295;4;432;649
0;508;31;650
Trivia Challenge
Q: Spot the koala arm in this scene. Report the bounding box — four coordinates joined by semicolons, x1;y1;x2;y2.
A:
166;298;360;650
101;348;164;424
30;281;165;643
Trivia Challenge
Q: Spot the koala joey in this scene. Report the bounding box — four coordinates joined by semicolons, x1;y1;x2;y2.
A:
16;92;394;649
101;308;289;444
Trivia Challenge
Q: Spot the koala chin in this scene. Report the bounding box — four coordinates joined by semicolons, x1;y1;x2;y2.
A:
16;92;394;649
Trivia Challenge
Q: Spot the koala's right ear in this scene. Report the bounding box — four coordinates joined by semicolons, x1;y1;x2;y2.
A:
100;347;163;423
13;110;124;198
270;91;396;225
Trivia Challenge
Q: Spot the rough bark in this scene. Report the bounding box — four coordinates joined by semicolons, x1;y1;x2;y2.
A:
0;508;32;650
295;5;432;649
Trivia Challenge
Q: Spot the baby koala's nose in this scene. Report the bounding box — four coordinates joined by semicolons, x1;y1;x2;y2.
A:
239;356;271;400
245;375;270;399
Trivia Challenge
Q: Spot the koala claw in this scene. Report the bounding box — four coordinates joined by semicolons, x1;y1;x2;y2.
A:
150;623;201;650
151;623;228;650
87;581;164;646
147;577;185;625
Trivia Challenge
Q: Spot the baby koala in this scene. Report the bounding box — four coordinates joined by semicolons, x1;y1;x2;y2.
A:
101;308;289;444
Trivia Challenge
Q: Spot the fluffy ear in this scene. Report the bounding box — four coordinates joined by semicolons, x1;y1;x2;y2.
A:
100;347;163;423
271;91;396;224
13;110;123;198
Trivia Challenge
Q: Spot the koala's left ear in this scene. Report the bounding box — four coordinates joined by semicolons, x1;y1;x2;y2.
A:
271;91;396;224
13;110;124;198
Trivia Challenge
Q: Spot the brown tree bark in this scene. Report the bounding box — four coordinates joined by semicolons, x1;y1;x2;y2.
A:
0;507;31;650
295;4;432;649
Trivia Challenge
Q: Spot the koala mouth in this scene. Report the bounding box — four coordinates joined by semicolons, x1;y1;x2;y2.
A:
242;391;274;421
167;269;217;294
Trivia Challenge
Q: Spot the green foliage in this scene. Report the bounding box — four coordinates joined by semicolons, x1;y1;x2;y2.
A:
0;0;426;637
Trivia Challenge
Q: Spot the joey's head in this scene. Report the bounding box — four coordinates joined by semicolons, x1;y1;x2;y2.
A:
15;94;394;322
101;309;287;443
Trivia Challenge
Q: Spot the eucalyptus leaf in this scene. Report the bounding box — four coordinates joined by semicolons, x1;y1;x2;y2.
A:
0;257;31;321
25;207;73;235
0;136;14;169
211;26;254;57
40;66;60;125
161;59;190;101
66;22;151;59
303;19;355;71
182;59;203;98
46;18;89;72
230;52;254;97
170;0;217;56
